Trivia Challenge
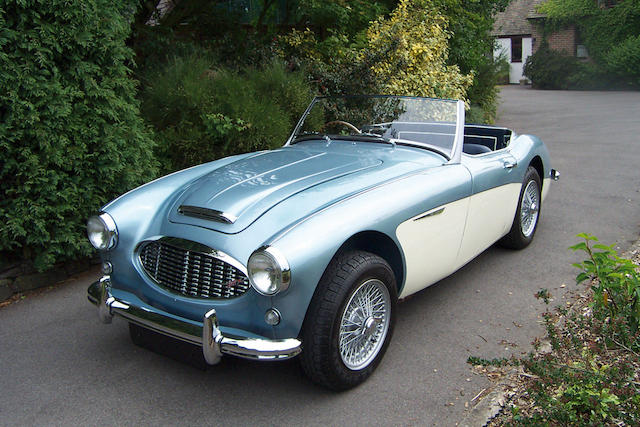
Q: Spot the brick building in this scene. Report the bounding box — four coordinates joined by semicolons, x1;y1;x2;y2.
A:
492;0;585;84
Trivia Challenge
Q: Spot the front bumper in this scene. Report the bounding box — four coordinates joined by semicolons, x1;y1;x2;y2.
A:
87;277;302;364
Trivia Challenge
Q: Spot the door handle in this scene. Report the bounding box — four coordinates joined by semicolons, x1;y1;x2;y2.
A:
503;160;517;169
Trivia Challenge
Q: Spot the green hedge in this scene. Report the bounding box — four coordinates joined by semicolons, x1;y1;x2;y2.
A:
141;56;315;173
0;0;157;271
523;43;580;89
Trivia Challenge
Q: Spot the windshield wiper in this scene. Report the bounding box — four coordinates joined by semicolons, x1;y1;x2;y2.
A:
351;133;396;147
291;132;331;144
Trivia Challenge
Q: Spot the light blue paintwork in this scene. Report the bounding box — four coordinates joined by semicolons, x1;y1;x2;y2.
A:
98;106;552;343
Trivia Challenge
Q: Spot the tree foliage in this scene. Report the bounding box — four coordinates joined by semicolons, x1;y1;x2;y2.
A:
0;0;157;270
537;0;640;87
433;0;509;121
366;0;473;100
142;57;314;173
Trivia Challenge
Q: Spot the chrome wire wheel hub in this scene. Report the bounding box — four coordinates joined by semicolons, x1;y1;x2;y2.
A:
520;180;540;237
339;279;391;370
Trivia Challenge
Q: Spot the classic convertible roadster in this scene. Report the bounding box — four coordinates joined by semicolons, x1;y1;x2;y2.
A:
87;95;558;389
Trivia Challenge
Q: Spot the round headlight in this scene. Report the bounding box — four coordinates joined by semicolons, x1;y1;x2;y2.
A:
247;246;290;296
87;213;118;250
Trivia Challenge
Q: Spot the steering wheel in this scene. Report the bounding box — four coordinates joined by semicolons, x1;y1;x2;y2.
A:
322;120;361;134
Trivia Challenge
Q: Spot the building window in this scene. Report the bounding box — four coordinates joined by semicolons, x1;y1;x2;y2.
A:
511;36;523;63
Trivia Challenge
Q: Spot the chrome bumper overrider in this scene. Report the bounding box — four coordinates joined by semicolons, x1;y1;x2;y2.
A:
87;277;302;364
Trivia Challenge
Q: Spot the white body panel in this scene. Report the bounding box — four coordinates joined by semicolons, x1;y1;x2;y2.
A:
457;183;521;265
396;183;522;299
396;198;469;298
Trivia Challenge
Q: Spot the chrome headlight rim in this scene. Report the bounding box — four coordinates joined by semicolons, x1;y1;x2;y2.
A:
87;212;118;251
247;246;291;296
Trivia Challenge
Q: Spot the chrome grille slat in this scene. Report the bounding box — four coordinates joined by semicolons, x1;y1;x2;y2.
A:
139;240;250;299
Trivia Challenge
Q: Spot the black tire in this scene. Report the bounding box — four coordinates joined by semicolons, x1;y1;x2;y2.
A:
299;250;397;390
499;166;542;249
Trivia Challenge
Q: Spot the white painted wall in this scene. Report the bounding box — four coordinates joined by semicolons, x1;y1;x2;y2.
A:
494;37;533;84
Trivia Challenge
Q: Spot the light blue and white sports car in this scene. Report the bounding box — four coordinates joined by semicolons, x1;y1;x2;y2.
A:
87;95;558;390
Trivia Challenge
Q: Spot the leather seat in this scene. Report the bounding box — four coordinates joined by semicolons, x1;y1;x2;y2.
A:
462;143;492;155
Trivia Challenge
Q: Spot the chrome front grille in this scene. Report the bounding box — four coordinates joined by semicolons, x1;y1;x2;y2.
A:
139;239;250;299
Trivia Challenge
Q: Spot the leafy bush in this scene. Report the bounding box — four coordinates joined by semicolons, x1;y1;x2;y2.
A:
606;34;640;87
0;0;157;270
570;234;640;350
523;43;580;89
141;56;314;173
433;0;510;122
470;235;640;425
537;0;640;88
366;0;473;101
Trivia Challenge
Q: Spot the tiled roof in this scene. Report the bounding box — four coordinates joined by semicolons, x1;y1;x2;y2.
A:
492;0;547;36
527;0;547;19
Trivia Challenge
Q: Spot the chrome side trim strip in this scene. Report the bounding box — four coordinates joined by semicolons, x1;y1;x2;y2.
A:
88;279;302;363
413;207;445;221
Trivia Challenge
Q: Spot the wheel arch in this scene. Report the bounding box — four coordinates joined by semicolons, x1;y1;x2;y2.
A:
334;231;405;294
529;156;544;185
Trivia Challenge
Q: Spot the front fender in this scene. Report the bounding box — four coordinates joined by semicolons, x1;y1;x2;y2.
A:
265;164;472;339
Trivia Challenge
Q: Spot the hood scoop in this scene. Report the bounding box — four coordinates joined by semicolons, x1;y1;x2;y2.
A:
177;205;237;224
169;148;382;233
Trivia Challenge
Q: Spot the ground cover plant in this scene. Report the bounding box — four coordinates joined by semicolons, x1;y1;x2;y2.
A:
470;235;640;425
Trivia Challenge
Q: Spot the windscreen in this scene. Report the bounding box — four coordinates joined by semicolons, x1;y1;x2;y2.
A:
290;96;460;159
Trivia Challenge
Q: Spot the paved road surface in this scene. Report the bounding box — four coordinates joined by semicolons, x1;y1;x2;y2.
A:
1;86;639;426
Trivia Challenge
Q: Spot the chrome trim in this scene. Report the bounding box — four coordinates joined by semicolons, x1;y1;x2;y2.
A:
247;246;291;296
264;308;282;326
101;261;113;275
503;160;517;169
139;237;248;276
449;100;465;165
88;278;302;363
551;169;560;181
414;207;445;221
137;237;250;299
339;278;391;370
520;180;540;237
88;212;118;250
178;205;237;224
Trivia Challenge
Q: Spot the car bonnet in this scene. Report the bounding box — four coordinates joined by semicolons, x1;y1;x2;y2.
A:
167;146;392;233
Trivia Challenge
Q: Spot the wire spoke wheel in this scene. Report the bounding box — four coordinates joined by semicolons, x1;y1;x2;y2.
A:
520;180;540;238
338;278;391;370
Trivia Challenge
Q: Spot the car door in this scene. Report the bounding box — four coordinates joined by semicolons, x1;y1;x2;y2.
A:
395;164;472;298
456;150;522;266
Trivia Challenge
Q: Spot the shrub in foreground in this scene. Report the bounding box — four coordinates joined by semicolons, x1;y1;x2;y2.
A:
470;235;640;425
0;0;156;271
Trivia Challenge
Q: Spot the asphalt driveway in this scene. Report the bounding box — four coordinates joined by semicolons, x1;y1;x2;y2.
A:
1;86;639;426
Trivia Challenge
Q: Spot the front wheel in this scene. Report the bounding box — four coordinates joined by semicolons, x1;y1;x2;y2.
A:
499;166;542;249
300;251;397;390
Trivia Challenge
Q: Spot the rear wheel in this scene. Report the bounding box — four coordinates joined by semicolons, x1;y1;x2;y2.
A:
500;166;542;249
300;251;397;390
